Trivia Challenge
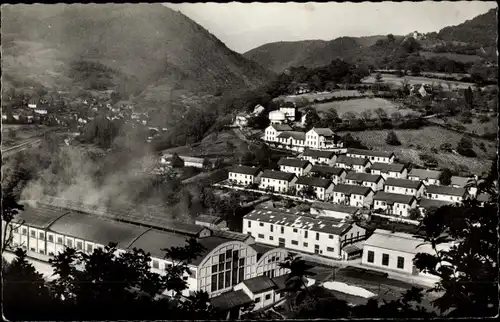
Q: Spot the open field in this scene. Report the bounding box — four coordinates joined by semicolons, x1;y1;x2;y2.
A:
338;126;495;174
419;51;482;63
362;73;476;91
428;115;498;137
274;90;364;104
312;97;417;119
1;124;51;148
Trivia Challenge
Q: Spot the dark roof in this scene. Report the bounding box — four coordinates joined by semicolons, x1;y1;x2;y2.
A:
477;193;491;203
333;184;373;196
296;176;333;188
426;185;467;197
278;157;310;168
210;290;252;311
385;178;422;189
17;202;70;229
310;127;334;137
261;170;297;181
242;275;277;294
346;172;383;183
303;148;335;159
228;165;262;176
49;211;149;248
270;124;293;131
373;192;416;205
277;131;306;140
371;162;407;173
418;198;454;209
311;202;359;214
271;275;289;292
336;155;370;166
195;214;222;225
245;207;354;235
450;176;473;188
347;148;394;159
311;165;346;176
127;229;187;259
212;230;253;242
408;169;441;180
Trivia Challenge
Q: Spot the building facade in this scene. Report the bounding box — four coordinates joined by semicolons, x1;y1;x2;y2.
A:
384;178;425;197
332;184;374;208
370;162;408;179
259;170;297;193
408;169;441;186
373;192;417;217
278;158;312;177
345;172;385;191
425;185;468;203
346;148;395;164
228;165;263;186
295;176;334;201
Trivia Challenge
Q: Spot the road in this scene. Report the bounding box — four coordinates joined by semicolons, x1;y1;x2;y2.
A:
1;138;42;157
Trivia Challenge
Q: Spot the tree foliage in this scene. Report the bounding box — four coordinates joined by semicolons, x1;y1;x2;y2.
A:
385;131;401;146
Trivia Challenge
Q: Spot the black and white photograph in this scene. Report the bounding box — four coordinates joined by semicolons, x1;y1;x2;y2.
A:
1;1;498;320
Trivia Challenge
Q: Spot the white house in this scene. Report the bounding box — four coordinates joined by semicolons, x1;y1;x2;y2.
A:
362;229;452;278
295;176;334;201
305;128;341;150
276;131;306;152
268;110;286;125
243;207;367;260
332;184;374;208
264;124;293;143
195;215;227;230
259;170;297;193
160;154;205;168
345;172;385;191
27;100;37;109
234;113;249;127
417;198;454;215
278;158;312;177
384;178;425;197
425;185;468;203
335;155;371;173
310;202;360;220
346;148;395;164
252;104;265;116
301;148;337;165
233;275;280;311
279;105;296;121
451;176;478;198
408;169;442;186
34;109;48;115
228;165;263;186
370;163;408;179
310;165;347;185
373;192;417;217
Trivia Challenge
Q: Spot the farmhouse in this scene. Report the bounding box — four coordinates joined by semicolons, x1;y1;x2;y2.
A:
345;172;385;191
243;207;367;260
228;165;263;186
301;148;337;165
408;169;441;186
335;155;371;173
310;202;360;220
310;165;347;184
305;128;341;150
295;176;334;201
384;178;425;197
278;158;312;177
233;275;281;311
276;131;306;151
259;170;297;193
373;192;417;217
264;124;293;142
332;184;374;208
5;202;290;299
268;110;286;125
425;185;468;203
417;198;454;215
362;229;451;278
370;162;408;179
346;148;395;164
450;176;478;197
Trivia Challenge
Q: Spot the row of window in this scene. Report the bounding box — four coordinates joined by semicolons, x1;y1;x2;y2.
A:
229;173;253;179
427;194;462;201
349;155;390;163
366;251;405;269
385;186;416;194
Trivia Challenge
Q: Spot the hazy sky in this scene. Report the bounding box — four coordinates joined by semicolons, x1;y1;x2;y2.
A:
165;2;497;53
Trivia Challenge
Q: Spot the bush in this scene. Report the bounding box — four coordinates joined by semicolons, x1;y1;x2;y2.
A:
456;136;476;157
478;115;491;123
440;142;453;153
386;131;401;146
438;168;453;185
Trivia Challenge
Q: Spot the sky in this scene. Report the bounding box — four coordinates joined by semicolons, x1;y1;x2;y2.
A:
165;1;497;53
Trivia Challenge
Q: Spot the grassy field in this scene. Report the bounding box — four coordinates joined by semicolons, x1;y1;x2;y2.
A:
362;73;476;91
338;126;495;174
274;90;364;104
419;51;483;63
428;115;498;137
313;98;417;119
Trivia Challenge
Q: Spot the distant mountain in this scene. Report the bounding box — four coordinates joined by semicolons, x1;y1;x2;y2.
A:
1;4;273;124
243;35;390;73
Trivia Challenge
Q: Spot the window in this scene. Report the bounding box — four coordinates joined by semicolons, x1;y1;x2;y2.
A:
219;263;224;271
30;230;36;238
219;254;225;262
327;247;334;252
329;234;333;239
270;225;273;232
226;249;232;259
48;235;54;242
397;256;405;269
211;274;217;292
382;253;389;266
152;260;159;269
265;294;271;300
367;251;374;263
39;232;45;239
87;244;93;253
293;228;298;233
303;242;308;247
258;234;264;239
30;247;36;252
248;221;251;228
291;240;298;245
67;240;73;248
269;236;274;241
259;222;264;227
212;264;218;274
57;237;63;245
281;227;284;234
304;231;308;238
254;297;261;303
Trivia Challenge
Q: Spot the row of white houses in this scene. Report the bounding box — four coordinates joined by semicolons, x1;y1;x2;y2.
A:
264;125;344;152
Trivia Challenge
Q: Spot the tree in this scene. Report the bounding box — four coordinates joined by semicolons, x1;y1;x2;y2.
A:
456;136;476;157
299;185;316;199
323;109;340;126
360;109;373;121
304;109;322;130
463;86;474;109
342;111;358;124
440;143;453;153
226;141;235;153
390;111;403;123
374;72;384;90
170;153;185;168
278;254;317;312
387;34;396;43
385;131;401;146
408;208;422;220
1;192;24;254
438;168;453;186
374;108;388;120
202;158;212;170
